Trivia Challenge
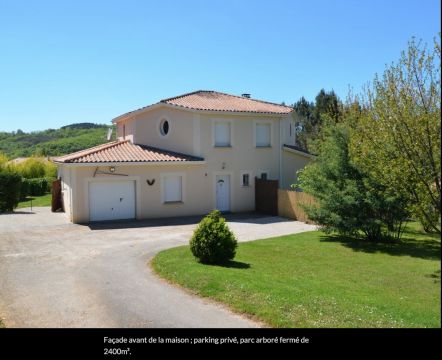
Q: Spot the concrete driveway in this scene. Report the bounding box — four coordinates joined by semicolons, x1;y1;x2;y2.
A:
0;208;316;328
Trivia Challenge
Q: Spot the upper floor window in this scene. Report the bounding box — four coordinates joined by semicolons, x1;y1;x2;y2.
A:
256;123;271;147
160;119;170;136
214;122;231;147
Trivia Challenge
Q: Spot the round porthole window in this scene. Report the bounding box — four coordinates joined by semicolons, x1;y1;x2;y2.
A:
160;119;169;136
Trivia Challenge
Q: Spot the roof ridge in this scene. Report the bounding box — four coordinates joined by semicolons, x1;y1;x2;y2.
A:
160;90;207;103
161;90;293;110
210;90;293;110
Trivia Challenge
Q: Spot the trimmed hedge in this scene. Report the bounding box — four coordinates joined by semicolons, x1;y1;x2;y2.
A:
0;171;22;212
20;180;30;200
21;178;49;197
190;210;238;264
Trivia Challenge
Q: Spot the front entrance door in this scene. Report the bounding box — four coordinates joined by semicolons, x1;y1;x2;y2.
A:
216;175;230;212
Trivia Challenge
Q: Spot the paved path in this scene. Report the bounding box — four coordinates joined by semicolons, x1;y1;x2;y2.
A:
0;208;316;328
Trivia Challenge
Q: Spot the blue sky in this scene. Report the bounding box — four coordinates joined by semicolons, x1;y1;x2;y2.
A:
0;0;440;132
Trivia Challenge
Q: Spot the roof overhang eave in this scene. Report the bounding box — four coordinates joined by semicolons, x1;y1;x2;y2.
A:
112;102;293;123
283;146;316;159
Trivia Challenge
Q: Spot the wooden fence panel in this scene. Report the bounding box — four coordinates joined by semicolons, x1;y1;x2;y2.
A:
278;189;316;223
255;178;279;216
51;179;63;212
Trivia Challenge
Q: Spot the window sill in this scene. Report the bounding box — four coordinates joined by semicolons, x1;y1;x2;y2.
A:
241;185;251;188
256;146;272;148
163;201;184;205
214;145;232;148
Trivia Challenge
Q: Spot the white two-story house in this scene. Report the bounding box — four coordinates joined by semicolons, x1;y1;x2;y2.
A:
54;90;314;223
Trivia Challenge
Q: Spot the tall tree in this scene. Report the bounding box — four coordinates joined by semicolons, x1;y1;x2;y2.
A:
298;123;408;242
292;90;342;151
314;89;342;123
350;36;441;232
292;97;315;150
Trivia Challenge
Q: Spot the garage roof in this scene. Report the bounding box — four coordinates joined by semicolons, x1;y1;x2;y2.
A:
52;140;204;164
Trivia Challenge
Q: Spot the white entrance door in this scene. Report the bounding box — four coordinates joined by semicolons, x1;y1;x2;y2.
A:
89;180;136;221
216;175;230;212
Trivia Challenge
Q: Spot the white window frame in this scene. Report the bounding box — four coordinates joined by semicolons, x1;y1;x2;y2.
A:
212;119;233;148
161;173;185;204
157;116;171;139
240;171;252;187
254;120;272;148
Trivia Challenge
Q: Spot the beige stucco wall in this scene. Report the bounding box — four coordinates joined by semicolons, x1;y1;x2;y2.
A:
281;149;313;190
117;120;135;143
61;106;313;223
69;161;272;223
197;113;282;212
118;107;195;155
113;108;290;215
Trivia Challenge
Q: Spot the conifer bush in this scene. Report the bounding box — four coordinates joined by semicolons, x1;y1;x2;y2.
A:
190;210;238;264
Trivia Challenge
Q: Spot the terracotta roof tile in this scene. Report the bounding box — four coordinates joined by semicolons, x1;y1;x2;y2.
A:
114;90;293;120
161;91;293;114
53;141;204;164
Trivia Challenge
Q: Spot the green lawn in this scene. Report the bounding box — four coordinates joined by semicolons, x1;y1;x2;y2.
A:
152;223;441;328
17;193;52;209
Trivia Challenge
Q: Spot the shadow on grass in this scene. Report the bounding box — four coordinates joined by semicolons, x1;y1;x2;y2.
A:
206;260;251;269
425;270;441;283
320;234;441;261
401;228;441;241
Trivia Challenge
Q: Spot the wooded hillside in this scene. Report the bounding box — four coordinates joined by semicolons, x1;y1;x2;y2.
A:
0;123;116;158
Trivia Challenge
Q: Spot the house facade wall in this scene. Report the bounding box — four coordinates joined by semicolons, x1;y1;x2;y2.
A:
59;105;312;223
68;162;264;223
280;149;312;190
117;107;195;155
114;107;295;215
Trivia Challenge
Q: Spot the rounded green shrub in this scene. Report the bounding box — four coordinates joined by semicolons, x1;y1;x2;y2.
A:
190;210;238;264
0;171;22;212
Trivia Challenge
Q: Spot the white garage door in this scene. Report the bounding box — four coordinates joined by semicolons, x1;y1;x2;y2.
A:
89;180;136;221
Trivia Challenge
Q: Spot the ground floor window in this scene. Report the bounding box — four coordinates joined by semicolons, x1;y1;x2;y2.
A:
240;172;251;187
163;175;183;203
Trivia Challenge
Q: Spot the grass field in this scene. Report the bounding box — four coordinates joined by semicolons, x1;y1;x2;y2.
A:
16;193;51;209
152;222;440;328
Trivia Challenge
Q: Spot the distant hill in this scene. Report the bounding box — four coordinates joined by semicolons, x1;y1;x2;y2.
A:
0;123;116;158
